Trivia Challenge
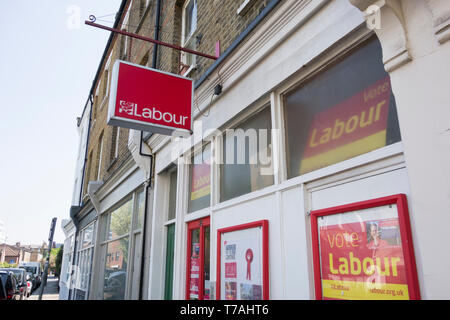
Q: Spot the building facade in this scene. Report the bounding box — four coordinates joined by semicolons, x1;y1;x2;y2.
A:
62;0;450;300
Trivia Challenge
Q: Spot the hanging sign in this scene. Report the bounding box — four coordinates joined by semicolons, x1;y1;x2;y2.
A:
108;60;193;136
310;194;421;300
217;220;269;300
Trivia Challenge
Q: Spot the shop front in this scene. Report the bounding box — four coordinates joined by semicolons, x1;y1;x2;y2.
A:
147;0;428;300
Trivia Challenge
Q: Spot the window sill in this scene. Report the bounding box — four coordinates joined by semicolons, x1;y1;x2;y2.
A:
181;63;197;77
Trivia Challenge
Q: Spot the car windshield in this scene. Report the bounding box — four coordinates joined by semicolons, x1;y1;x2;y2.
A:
10;271;22;282
22;266;37;274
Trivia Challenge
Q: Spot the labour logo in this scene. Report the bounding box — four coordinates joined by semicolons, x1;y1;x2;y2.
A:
119;100;136;115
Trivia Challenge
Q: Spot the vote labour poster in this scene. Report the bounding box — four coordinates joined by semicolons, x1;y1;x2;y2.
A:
190;162;210;201
300;76;392;174
316;203;410;300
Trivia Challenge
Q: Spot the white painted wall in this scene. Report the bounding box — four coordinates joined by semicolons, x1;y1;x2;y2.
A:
146;0;450;300
71;106;91;206
348;0;450;300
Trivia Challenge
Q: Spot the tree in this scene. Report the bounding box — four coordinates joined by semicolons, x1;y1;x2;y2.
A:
54;245;63;278
49;247;61;275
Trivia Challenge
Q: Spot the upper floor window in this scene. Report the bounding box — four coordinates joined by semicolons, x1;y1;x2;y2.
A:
283;37;401;178
183;0;197;39
181;0;197;74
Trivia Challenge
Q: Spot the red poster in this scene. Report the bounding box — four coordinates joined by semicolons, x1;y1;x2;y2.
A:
225;262;237;279
300;76;391;174
189;257;200;298
319;218;409;299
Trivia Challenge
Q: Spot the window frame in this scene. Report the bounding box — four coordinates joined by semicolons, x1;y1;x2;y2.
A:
218;103;275;203
280;34;402;181
180;0;198;74
74;222;96;297
99;187;145;300
187;142;212;214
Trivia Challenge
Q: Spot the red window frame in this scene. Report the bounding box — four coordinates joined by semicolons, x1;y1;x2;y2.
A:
216;220;269;300
310;193;421;300
185;216;210;300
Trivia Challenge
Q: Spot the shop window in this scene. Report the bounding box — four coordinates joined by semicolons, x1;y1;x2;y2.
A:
220;107;274;202
75;222;95;299
284;37;401;179
82;223;94;249
102;198;133;300
103;237;129;300
107;198;132;240
188;144;211;213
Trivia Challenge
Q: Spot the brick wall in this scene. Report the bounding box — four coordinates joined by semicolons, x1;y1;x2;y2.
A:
81;0;271;198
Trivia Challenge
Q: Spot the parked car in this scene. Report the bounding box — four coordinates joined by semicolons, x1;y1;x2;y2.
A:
1;268;28;299
19;262;42;288
103;271;126;300
0;270;21;300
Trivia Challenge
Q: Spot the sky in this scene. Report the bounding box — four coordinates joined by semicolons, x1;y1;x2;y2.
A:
0;0;122;246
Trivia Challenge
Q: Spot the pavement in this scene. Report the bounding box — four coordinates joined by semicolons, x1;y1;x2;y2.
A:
28;276;59;300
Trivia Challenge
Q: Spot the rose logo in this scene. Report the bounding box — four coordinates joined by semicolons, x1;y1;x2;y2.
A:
119;100;135;115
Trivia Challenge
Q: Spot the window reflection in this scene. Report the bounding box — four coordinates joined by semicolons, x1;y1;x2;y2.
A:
284;38;401;178
108;199;133;240
103;237;129;300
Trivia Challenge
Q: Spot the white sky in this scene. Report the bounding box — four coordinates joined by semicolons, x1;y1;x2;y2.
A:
0;0;122;246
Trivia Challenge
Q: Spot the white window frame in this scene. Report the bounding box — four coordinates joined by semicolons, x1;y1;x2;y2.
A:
98;188;145;300
74;222;96;299
181;0;198;75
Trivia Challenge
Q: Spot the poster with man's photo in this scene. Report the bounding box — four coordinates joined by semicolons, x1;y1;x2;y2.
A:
317;203;409;300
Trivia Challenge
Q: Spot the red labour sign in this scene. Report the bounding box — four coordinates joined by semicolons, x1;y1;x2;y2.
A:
107;60;193;135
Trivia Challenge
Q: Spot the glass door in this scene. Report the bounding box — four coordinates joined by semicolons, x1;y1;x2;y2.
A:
186;217;210;300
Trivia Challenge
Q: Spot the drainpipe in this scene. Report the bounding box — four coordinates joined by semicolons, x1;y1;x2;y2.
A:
138;134;153;300
151;0;162;68
138;0;161;300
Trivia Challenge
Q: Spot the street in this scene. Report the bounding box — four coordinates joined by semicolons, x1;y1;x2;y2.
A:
28;276;59;300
